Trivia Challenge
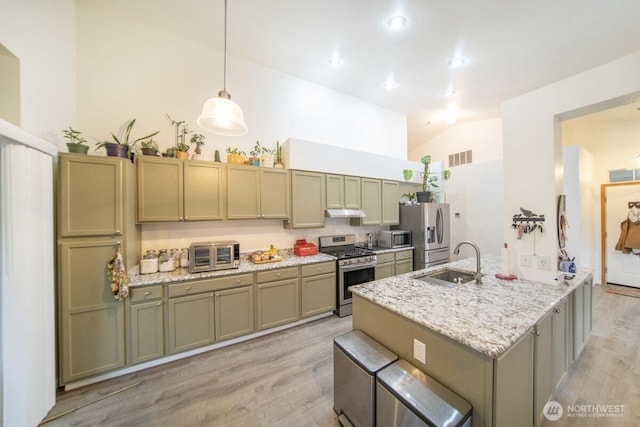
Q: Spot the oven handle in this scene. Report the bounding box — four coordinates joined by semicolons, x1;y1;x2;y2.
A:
339;261;377;271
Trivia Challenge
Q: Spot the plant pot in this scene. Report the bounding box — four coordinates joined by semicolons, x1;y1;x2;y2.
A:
249;157;260;166
227;153;245;164
191;153;203;160
274;162;285;169
261;153;274;168
416;191;432;203
67;143;89;155
104;142;129;158
176;151;189;160
141;148;158;156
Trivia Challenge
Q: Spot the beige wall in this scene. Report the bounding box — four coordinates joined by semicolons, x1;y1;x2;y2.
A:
0;45;20;126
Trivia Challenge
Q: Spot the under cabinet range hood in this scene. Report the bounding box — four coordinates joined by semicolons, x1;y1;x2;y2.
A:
325;208;366;218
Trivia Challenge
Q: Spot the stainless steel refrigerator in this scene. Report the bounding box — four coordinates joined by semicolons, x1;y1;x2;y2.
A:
394;203;450;269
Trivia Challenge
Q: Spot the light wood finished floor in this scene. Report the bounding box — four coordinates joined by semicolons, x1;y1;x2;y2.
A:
43;284;639;427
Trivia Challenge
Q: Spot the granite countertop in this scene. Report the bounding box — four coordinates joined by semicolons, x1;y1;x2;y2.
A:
350;255;592;358
129;251;336;287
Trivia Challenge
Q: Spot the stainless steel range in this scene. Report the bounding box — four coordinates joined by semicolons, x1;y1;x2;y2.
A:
319;234;377;317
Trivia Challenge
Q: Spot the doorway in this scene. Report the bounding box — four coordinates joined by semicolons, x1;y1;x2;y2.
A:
601;182;640;287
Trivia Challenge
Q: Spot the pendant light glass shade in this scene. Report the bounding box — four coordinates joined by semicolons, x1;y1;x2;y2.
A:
197;90;247;136
633;153;640;169
197;0;247;136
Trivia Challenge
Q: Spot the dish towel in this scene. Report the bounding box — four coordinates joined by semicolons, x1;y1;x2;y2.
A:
108;247;129;300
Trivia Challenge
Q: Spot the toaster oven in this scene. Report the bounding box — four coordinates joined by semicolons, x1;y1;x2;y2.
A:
188;240;240;273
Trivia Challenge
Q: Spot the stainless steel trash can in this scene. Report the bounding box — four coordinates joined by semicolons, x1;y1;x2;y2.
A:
334;330;398;427
376;359;472;427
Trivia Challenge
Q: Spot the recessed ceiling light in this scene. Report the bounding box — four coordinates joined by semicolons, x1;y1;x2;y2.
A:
386;15;407;30
328;57;343;67
383;78;398;90
442;87;456;97
448;57;467;68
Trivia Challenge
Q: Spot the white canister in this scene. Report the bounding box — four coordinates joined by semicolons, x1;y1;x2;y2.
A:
180;248;189;268
140;257;158;274
158;249;175;272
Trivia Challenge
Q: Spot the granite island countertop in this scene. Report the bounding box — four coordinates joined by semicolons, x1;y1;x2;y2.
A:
129;251;336;287
350;255;592;358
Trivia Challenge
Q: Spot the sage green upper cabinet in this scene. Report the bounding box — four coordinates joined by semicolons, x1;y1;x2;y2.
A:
137;157;224;222
344;176;361;209
326;174;345;209
59;154;123;237
227;165;260;219
259;168;290;219
227;166;290;219
381;180;400;225
327;174;361;210
290;170;326;228
360;178;382;225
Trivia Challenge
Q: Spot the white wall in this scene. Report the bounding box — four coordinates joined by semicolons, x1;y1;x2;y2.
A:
408;118;503;164
76;3;407;161
502;50;640;282
0;0;76;145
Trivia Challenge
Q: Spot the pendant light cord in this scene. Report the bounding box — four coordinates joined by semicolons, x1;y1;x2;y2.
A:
223;0;227;92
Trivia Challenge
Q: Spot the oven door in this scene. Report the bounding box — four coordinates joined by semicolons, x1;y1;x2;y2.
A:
338;262;376;306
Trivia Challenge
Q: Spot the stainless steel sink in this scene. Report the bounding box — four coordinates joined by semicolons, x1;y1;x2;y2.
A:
415;268;479;286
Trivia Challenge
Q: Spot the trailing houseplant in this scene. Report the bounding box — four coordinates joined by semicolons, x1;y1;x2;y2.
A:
416;155;451;203
140;138;159;156
63;127;89;154
95;119;159;160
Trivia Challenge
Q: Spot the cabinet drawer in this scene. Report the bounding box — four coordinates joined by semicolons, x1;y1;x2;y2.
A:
130;285;163;302
168;273;253;297
395;250;413;261
301;261;336;277
257;267;298;284
376;252;395;263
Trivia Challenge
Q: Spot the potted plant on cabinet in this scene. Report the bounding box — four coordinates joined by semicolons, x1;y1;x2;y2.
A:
162;147;176;158
261;144;275;168
248;141;262;166
176;141;190;159
416;155;451;203
274;140;284;168
226;147;246;164
140;138;159;156
62;127;89;154
95;119;159;160
190;133;205;160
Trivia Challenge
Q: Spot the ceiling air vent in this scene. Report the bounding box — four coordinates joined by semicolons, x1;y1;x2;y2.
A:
448;150;472;167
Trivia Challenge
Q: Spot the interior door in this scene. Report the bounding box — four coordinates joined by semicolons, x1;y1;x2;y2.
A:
603;183;640;288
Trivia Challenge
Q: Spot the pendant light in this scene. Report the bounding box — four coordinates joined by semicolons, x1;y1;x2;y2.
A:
197;0;248;136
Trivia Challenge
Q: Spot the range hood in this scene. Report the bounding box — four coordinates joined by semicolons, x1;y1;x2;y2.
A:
325;208;366;218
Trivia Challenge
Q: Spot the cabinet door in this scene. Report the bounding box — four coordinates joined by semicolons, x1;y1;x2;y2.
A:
572;285;585;360
301;272;336;317
583;278;593;340
137;157;183;222
59;154;123;237
395;259;413;275
130;300;164;365
215;286;255;342
257;278;300;330
227;165;260;219
168;292;215;354
534;311;553;426
551;298;567;389
375;262;395;280
360;178;381;225
326;174;345;209
381;180;400;225
291;170;326;228
184;161;225;221
260;168;290;219
344;176;361;209
58;239;125;383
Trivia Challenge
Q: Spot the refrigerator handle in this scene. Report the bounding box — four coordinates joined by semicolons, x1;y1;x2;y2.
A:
436;207;443;244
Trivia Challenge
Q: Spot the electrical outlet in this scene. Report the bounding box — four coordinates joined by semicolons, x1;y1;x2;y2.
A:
413;339;426;364
520;253;532;267
537;255;552;270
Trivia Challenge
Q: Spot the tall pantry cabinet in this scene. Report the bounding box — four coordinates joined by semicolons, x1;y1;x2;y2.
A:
57;154;140;385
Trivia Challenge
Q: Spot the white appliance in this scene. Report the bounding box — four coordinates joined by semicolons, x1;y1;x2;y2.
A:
394;203;450;269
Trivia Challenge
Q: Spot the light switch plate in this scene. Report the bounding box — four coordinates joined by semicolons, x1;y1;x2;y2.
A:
413;339;426;364
520;253;532;267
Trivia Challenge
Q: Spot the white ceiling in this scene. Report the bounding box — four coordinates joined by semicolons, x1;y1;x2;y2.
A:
82;0;640;146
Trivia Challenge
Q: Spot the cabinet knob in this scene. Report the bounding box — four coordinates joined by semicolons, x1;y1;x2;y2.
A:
554;308;561;314
236;279;240;284
114;230;122;236
533;330;540;336
186;286;191;292
210;293;214;297
156;302;161;307
144;291;150;297
277;272;281;276
184;216;188;221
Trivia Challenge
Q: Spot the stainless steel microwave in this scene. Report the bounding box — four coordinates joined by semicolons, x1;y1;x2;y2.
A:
378;230;411;248
188;240;240;273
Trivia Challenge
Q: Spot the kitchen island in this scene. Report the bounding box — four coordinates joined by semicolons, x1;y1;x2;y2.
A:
350;256;593;427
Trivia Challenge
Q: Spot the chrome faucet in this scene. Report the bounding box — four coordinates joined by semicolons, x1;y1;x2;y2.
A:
453;241;482;284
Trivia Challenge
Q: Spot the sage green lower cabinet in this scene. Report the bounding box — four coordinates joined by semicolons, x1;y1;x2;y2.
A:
168;292;215;354
301;262;336;317
215;286;254;342
375;252;395;280
257;267;300;330
128;286;164;365
551;298;568;390
394;249;414;274
534;311;553;426
571;277;593;361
